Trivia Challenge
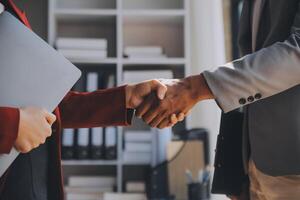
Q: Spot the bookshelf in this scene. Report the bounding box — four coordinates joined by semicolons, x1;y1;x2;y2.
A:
48;0;191;194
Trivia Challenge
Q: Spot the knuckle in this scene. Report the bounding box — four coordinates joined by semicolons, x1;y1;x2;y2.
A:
34;143;40;149
21;146;31;153
152;79;159;84
46;127;52;137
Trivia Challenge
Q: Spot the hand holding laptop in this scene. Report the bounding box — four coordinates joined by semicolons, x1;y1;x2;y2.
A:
15;107;56;153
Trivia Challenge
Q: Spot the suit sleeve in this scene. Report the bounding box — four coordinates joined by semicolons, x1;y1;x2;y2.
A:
203;1;300;113
0;107;19;154
59;85;134;128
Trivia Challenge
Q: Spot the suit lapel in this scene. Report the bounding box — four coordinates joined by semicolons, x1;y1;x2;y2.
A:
238;0;252;55
252;0;267;51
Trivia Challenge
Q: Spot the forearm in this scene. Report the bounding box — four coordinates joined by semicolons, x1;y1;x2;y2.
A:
0;107;20;153
59;86;133;128
184;74;215;102
203;40;300;112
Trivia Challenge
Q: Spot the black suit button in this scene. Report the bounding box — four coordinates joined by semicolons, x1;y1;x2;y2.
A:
247;96;254;102
239;98;246;105
255;93;262;99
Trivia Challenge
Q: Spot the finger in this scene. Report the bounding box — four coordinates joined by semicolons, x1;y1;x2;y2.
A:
45;112;56;125
142;106;162;125
170;114;178;124
142;101;164;124
18;142;32;153
158;118;172;129
177;113;185;122
149;111;168;127
136;94;156;118
151;80;167;100
45;124;53;137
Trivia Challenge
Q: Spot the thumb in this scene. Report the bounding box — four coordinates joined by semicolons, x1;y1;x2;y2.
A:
45;112;57;126
151;80;167;100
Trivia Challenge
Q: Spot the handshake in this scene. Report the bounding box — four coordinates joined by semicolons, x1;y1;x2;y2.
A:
125;74;213;128
15;74;213;153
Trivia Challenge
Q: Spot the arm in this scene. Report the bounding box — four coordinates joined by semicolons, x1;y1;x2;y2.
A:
203;1;300;113
59;86;132;128
0;107;19;153
59;80;167;129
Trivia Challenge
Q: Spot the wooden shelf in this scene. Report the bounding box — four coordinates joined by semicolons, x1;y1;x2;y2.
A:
123;9;185;16
122;162;150;166
55;9;117;19
49;0;190;193
68;57;118;65
122;58;186;65
62;160;118;166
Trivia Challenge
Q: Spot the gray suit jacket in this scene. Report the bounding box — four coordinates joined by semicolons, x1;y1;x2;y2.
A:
203;0;300;176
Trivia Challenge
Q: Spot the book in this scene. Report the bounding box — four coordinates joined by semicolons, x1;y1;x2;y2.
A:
123;70;173;84
58;49;107;60
91;127;104;159
104;127;117;160
123;152;152;164
56;37;107;50
125;142;152;153
69;176;116;188
76;128;90;159
86;72;104;159
127;54;167;59
125;182;146;193
62;128;75;160
106;74;115;88
65;186;113;193
124;131;152;142
86;72;98;92
103;193;147;200
66;193;103;200
124;46;163;56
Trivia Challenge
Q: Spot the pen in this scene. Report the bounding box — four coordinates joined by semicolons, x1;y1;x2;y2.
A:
198;169;204;183
185;169;194;184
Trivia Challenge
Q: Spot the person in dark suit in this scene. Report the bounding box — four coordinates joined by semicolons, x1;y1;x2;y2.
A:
0;1;182;199
136;0;300;199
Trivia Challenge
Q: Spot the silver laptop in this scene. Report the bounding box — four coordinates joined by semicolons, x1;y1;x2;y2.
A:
0;12;81;176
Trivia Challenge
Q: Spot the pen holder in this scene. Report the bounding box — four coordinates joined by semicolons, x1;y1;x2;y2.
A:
188;182;210;200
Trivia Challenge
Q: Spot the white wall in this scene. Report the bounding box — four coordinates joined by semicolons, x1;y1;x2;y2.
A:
189;0;228;199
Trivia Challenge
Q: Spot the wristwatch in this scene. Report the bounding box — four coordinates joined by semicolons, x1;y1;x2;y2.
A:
0;3;4;14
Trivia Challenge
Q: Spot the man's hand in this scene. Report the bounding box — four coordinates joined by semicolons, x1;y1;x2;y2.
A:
125;79;168;109
15;107;56;153
136;74;214;129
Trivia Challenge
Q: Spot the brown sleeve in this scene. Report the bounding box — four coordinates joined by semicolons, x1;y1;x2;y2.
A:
59;85;134;128
0;107;20;154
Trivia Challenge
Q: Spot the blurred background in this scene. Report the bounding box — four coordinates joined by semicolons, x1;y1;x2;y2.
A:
21;0;243;199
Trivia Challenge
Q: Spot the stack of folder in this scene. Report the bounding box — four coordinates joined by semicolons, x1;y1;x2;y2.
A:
64;176;116;200
123;131;153;164
124;46;167;59
56;37;108;61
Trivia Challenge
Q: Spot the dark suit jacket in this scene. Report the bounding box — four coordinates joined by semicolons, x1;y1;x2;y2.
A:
0;1;133;199
212;0;300;196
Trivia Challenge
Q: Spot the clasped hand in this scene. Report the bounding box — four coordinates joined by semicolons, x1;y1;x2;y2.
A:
126;76;208;129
